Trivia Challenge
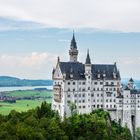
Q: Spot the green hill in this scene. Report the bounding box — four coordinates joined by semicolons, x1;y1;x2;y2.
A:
0;76;53;87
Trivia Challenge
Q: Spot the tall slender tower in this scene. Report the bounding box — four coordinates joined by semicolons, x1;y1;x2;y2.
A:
85;49;92;113
69;32;78;62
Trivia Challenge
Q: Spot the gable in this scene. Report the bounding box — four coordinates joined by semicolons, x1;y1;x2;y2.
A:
53;63;63;80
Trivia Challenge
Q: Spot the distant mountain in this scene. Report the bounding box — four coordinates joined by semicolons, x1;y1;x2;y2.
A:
0;76;53;87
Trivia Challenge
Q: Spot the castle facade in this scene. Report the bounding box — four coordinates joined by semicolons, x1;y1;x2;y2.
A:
52;33;140;135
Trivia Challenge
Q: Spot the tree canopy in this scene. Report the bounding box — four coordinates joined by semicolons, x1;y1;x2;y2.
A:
0;102;132;140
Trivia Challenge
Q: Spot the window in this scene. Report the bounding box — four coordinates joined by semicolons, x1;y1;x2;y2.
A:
74;94;77;97
94;82;97;85
79;94;81;97
111;82;114;85
88;87;90;90
97;94;99;97
82;88;85;91
67;95;70;98
79;100;81;103
100;82;103;85
68;88;70;91
73;88;75;92
82;100;85;103
83;106;85;108
106;92;112;97
91;94;94;97
106;105;108;108
97;88;99;91
109;88;112;91
106;82;108;85
75;100;77;103
82;94;85;97
106;99;108;102
83;82;85;85
79;106;81;109
114;99;116;102
73;82;75;85
106;88;108;91
114;88;116;91
67;100;70;104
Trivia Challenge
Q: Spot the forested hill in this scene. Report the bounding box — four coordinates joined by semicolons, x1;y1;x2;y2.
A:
0;76;53;87
0;102;132;140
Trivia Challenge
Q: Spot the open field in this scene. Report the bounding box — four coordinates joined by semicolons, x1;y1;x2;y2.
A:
0;90;52;115
6;90;52;98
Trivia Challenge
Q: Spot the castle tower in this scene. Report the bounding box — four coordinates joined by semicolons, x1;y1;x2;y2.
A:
69;32;78;62
85;49;92;73
128;78;134;89
85;49;92;113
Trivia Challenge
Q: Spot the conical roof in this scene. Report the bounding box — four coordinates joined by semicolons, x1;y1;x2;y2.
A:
85;49;91;64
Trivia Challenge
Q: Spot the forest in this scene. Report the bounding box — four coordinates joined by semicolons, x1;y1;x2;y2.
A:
0;102;132;140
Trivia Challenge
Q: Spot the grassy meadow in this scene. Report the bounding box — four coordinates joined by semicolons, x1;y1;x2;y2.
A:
0;90;52;115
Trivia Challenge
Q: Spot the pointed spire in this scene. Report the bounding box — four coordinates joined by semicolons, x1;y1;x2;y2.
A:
129;77;134;83
70;31;77;49
69;31;78;62
57;56;60;63
85;49;91;64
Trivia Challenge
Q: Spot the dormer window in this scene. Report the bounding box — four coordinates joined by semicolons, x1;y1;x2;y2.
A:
70;74;73;78
103;73;106;78
113;72;117;79
97;73;100;79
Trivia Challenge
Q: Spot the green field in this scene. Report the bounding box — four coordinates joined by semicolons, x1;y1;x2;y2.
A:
6;90;52;98
0;90;52;115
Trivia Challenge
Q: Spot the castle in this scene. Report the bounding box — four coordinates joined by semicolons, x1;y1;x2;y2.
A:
52;33;140;135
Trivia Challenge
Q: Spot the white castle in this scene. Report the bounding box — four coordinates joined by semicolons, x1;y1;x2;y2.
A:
52;33;140;135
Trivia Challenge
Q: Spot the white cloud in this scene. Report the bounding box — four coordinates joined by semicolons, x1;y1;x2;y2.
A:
118;57;140;65
0;0;140;32
117;57;140;79
0;52;58;79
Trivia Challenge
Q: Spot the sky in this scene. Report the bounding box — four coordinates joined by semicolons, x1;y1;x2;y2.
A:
0;0;140;80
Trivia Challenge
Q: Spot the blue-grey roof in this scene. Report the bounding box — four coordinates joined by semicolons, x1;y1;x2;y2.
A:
59;62;85;80
131;89;140;94
58;62;121;80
